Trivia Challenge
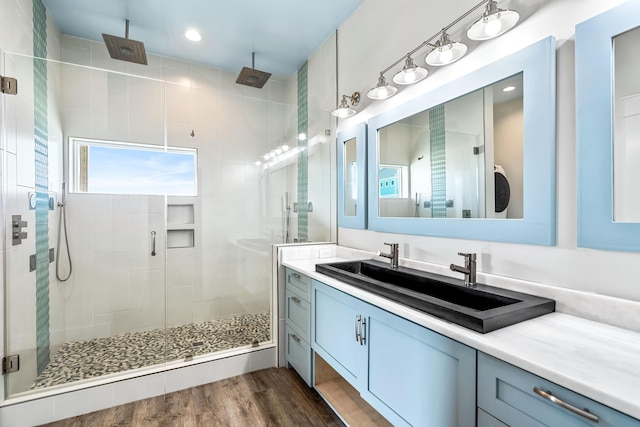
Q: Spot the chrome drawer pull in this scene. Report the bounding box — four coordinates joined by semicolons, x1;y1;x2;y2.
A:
533;387;599;423
292;273;301;279
355;315;361;342
360;317;367;346
291;296;301;304
291;334;301;343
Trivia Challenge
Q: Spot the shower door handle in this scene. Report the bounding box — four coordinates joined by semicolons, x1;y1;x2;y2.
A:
151;231;156;256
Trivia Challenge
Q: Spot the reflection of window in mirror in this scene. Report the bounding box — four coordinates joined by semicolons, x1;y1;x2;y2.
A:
379;165;408;198
613;26;640;222
376;73;524;219
344;138;358;217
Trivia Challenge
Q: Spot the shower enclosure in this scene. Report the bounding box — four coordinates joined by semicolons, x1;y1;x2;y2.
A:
1;32;334;400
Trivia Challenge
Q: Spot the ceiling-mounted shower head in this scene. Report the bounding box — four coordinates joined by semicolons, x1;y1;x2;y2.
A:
102;19;148;65
236;52;271;88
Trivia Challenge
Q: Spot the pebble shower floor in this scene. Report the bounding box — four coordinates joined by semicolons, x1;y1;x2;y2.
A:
31;312;270;389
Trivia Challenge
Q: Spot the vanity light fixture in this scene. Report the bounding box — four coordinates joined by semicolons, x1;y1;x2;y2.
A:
393;56;428;85
367;74;398;99
184;29;202;42
425;32;468;66
332;92;361;117
362;0;520;104
467;0;520;41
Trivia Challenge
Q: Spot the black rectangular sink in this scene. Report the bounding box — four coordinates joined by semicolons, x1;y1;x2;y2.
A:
315;259;555;333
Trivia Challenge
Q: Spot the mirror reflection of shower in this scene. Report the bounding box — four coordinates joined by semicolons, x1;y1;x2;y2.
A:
282;191;291;243
56;182;72;282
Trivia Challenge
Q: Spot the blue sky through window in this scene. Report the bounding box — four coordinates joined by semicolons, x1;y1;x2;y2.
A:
87;145;196;195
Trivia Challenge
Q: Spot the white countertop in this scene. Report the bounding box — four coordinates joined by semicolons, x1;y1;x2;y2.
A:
283;257;640;421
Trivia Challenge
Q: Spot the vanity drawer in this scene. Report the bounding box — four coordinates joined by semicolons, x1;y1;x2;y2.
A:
286;288;310;342
286;326;312;386
478;409;508;427
285;268;311;301
478;352;640;427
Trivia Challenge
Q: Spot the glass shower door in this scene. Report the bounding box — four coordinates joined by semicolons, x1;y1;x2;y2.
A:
2;53;169;397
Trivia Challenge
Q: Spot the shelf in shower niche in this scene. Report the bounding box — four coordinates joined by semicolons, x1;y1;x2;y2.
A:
167;229;194;248
167;204;194;224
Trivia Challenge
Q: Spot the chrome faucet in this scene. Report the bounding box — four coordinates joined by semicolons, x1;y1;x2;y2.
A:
450;252;477;287
377;242;399;269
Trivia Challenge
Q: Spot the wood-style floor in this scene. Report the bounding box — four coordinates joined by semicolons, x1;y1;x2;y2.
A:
39;368;345;427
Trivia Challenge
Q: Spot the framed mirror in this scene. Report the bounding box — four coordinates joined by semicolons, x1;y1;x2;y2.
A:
576;1;640;251
368;37;556;245
338;122;367;229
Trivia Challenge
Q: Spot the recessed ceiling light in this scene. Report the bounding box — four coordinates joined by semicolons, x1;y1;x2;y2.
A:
502;86;516;92
185;29;202;42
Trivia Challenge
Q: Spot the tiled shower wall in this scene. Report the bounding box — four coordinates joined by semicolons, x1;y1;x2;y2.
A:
0;0;64;395
58;35;292;340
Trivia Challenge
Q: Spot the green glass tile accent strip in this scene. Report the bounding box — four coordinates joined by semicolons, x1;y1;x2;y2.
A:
33;0;51;375
430;104;447;218
297;62;309;241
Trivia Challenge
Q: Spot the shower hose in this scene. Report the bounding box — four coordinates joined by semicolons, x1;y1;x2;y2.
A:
56;200;72;282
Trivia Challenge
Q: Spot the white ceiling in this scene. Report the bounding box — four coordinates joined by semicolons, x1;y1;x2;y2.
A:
42;0;364;79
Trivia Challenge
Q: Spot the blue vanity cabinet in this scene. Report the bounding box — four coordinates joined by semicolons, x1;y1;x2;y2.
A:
363;303;477;426
312;279;368;390
285;268;312;386
478;352;640;427
312;279;477;426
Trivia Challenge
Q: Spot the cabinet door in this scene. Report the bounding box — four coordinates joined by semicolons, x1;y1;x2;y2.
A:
364;306;477;427
312;280;367;388
478;352;640;427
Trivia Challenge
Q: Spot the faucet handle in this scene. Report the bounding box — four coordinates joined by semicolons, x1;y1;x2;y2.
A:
384;242;398;249
457;252;476;261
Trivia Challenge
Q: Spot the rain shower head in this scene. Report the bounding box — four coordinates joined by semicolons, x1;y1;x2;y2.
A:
236;52;271;88
102;19;148;65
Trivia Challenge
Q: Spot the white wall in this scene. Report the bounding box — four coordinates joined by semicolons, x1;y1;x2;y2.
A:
335;0;640;303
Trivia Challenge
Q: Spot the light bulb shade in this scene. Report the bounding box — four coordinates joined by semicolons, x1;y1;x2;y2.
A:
393;57;428;85
426;36;468;66
467;1;519;41
332;97;356;117
331;106;356;118
367;75;398;100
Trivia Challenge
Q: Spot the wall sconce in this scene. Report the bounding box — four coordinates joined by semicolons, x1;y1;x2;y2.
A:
367;74;398;100
393;56;428;85
361;0;520;106
332;92;361;117
425;32;468;66
467;0;520;41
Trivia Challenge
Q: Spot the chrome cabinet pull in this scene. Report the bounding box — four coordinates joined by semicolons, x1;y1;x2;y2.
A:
291;334;301;343
533;387;599;423
360;318;367;345
292;273;301;279
292;296;301;304
151;231;156;256
355;315;361;342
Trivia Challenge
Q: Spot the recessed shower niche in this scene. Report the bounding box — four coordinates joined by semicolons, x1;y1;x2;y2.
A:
167;204;195;224
167;204;195;248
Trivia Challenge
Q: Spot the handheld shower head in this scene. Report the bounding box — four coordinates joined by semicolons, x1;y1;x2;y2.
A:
58;182;67;207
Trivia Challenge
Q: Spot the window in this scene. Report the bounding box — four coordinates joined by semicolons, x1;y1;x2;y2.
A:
69;137;197;196
378;165;408;198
